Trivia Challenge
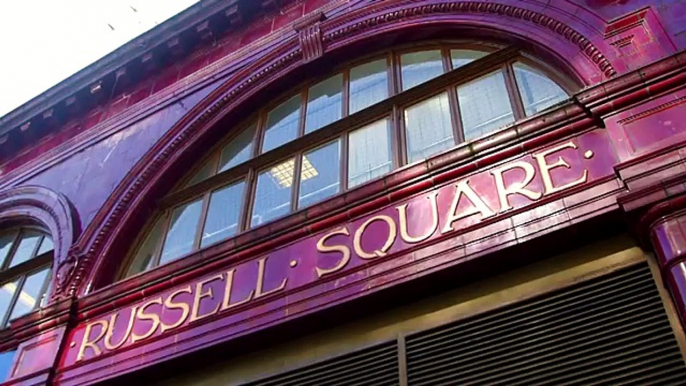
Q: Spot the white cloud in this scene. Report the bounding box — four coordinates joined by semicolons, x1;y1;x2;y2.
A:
0;0;199;118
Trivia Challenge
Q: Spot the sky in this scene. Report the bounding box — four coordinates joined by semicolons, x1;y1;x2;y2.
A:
0;0;200;118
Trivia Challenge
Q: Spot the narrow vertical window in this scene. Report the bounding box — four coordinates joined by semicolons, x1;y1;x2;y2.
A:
513;62;568;116
298;140;341;208
458;70;515;141
263;96;301;153
349;59;388;114
218;125;256;172
251;158;296;227
305;74;343;134
201;181;246;247
405;92;454;163
348;119;392;188
159;199;203;265
400;50;444;90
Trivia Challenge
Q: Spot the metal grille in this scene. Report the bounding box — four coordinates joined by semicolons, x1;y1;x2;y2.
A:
244;341;399;386
405;263;686;385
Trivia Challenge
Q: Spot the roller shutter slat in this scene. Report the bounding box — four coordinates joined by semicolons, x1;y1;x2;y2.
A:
244;341;399;386
406;264;686;386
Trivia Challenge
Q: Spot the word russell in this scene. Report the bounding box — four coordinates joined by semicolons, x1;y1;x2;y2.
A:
74;140;599;362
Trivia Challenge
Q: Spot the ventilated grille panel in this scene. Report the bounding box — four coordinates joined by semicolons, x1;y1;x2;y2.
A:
405;263;686;386
244;341;399;386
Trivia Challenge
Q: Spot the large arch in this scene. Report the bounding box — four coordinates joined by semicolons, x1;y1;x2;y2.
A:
0;185;80;300
76;0;619;296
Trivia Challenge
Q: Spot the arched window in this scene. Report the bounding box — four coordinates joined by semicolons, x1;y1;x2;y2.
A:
0;227;53;327
123;44;572;278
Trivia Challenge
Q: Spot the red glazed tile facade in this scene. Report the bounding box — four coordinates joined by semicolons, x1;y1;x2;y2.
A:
1;0;686;384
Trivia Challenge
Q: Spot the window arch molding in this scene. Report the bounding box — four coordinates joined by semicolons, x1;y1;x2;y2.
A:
81;1;617;294
0;186;79;301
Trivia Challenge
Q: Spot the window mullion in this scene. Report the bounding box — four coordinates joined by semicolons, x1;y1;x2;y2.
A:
292;153;304;211
3;275;26;328
30;234;45;260
298;90;307;138
239;169;256;232
398;334;408;386
152;210;173;269
2;230;23;271
503;62;527;121
193;192;212;251
340;133;349;192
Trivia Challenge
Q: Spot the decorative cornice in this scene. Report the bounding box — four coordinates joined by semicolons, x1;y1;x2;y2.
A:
71;0;622;297
294;10;326;63
0;186;80;300
322;1;616;78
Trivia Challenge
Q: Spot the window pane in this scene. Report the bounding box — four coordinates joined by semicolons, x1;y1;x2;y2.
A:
458;70;515;141
218;125;256;173
401;50;444;90
0;279;18;325
0;233;16;268
451;49;487;69
201;181;246;247
349;59;388;114
305;74;343;134
9;268;49;321
126;216;166;277
9;231;41;268
348;119;392;188
251;159;295;227
0;350;15;382
263;96;301;153
405;92;455;163
185;158;216;188
514;62;568;116
37;236;53;256
298;141;341;208
159;199;203;265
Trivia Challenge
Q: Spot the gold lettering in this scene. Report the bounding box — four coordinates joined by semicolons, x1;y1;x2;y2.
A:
397;191;439;244
353;215;397;259
131;297;163;343
189;274;223;323
442;180;495;234
491;161;542;212
77;320;108;361
104;307;138;350
221;269;254;311
255;257;288;299
534;141;588;195
160;286;192;333
315;227;351;277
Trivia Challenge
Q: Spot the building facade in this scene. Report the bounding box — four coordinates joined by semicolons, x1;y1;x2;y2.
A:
1;0;686;384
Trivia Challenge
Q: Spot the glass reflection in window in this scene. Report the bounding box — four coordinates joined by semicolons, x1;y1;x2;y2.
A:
349;59;388;114
126;216;166;277
185;158;216;188
450;49;487;70
305;75;343;134
9;231;41;268
348;119;392;188
0;234;14;268
201;181;246;247
458;71;515;141
405;92;454;163
0;350;15;382
0;280;18;324
159;199;203;265
218;125;256;173
298;140;341;208
263;96;301;153
514;62;568;116
9;268;49;321
251;158;295;227
401;50;444;90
